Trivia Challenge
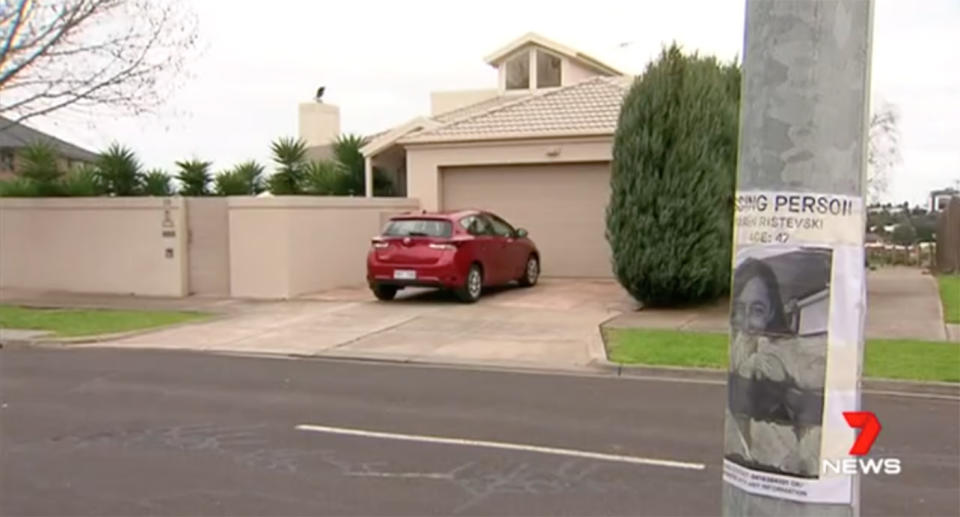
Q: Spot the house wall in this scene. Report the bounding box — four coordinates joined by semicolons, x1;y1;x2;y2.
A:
0;198;189;296
404;136;613;210
430;89;499;116
563;59;604;84
228;196;420;299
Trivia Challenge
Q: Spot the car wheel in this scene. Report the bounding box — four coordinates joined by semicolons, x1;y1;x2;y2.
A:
372;284;398;301
454;264;482;303
518;255;539;287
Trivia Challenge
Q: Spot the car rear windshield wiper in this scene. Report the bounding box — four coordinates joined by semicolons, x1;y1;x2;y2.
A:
406;232;430;237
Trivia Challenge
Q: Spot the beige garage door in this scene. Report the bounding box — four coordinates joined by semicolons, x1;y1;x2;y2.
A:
441;163;612;277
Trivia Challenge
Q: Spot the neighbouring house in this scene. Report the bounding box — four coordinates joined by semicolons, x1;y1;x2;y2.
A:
0;115;99;181
352;33;632;278
930;187;959;212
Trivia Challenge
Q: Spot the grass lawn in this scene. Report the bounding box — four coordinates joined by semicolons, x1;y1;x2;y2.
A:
0;305;210;338
938;275;960;324
604;328;960;383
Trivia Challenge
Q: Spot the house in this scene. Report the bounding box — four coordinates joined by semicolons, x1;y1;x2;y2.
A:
351;33;632;278
929;188;959;212
0;116;99;180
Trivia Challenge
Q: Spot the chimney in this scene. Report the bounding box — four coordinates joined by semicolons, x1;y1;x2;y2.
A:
298;101;340;147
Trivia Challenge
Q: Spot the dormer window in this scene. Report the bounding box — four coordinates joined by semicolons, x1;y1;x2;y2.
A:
536;50;561;88
505;53;530;90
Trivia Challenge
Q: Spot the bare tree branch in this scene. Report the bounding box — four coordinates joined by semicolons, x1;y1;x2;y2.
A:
0;0;197;126
0;0;30;68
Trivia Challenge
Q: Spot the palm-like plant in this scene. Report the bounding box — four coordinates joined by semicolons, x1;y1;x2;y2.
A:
214;170;248;196
269;137;307;195
143;169;175;196
233;160;265;194
59;164;104;197
331;133;367;195
175;159;212;196
96;143;144;195
17;141;63;187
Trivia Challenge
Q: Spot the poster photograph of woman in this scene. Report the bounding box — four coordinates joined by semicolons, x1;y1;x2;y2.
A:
724;245;833;479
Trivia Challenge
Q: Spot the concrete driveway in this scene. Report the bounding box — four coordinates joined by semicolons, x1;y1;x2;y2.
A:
101;280;633;370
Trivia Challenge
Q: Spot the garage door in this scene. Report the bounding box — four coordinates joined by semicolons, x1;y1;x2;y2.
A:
441;163;612;277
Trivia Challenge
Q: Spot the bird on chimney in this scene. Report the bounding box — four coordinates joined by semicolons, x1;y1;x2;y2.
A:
315;86;325;103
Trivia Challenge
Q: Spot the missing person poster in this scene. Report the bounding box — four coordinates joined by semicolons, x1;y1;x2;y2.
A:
722;191;865;504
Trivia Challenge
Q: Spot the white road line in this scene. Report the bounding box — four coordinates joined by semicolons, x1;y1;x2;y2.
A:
295;423;705;471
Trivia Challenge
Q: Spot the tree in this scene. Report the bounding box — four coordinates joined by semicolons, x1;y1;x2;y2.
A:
96;143;143;195
891;223;917;247
142;169;174;195
0;0;198;126
269;137;307;195
175;159;211;196
607;44;740;306
867;102;902;203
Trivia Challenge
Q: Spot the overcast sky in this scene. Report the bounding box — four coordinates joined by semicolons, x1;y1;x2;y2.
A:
31;0;960;205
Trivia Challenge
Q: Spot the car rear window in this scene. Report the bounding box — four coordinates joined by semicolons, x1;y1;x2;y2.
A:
383;219;452;238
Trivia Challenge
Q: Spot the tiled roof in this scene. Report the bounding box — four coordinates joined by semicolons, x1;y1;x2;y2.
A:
399;77;630;144
0;116;98;162
432;95;516;123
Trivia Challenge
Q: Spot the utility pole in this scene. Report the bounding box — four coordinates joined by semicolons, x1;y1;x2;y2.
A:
722;1;874;516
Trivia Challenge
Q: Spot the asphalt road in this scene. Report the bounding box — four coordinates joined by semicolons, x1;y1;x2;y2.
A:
1;348;957;516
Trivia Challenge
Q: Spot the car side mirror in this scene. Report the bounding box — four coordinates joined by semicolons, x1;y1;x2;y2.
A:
515;228;528;238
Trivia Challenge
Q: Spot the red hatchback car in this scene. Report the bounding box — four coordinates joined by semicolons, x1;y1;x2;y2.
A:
367;210;540;302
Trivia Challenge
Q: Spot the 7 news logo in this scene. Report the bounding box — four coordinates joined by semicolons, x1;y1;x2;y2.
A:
821;411;902;475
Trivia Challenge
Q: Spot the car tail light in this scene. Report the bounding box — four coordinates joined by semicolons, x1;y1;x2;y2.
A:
428;243;457;251
372;240;389;249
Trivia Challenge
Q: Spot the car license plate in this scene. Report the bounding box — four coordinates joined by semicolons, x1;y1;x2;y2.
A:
393;269;416;280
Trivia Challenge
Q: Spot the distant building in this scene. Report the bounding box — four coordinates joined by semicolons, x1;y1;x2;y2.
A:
0;116;98;181
930;188;959;212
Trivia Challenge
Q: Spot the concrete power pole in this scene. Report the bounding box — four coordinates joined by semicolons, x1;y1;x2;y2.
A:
722;1;874;516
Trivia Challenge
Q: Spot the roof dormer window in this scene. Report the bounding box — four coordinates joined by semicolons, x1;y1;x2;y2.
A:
505;53;530;90
536;50;561;88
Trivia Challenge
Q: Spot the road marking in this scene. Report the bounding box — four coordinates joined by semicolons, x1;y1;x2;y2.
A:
296;423;705;471
346;471;452;480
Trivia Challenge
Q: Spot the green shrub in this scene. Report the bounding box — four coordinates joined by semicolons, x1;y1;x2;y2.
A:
607;44;740;306
175;159;212;196
59;165;104;196
301;160;346;195
214;170;248;196
97;143;144;195
0;178;42;197
232;160;265;194
143;169;175;196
